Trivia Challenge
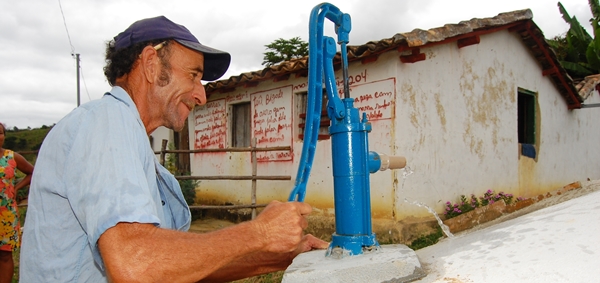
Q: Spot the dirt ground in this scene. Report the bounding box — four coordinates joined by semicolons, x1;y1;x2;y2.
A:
189;179;600;245
189;218;237;233
189;209;439;245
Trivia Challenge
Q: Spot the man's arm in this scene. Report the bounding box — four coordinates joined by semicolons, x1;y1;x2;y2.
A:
98;200;328;283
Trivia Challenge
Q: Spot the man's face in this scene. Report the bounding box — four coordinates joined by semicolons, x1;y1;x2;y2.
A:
153;43;207;131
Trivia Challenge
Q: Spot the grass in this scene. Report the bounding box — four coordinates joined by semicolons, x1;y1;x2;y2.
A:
408;227;444;250
232;271;285;283
4;126;51;166
4;126;51;152
10;208;27;283
12;248;20;283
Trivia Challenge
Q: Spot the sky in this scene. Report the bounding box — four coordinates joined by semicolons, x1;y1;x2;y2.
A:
0;0;595;129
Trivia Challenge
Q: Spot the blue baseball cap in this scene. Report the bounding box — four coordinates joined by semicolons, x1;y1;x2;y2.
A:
113;16;231;81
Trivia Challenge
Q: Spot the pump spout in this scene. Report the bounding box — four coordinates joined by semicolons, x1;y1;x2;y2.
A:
369;152;407;173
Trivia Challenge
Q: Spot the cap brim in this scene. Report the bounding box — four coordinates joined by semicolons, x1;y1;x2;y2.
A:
175;39;231;81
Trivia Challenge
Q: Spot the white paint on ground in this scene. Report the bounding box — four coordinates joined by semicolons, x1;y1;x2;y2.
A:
415;190;600;282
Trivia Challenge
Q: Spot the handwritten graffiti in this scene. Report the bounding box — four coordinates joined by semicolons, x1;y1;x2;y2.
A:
336;69;368;90
350;78;396;121
194;99;227;149
251;86;293;162
266;89;283;105
225;91;250;103
256;150;292;162
293;69;369;92
293;82;307;91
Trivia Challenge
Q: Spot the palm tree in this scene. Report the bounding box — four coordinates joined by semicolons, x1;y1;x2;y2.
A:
548;0;600;78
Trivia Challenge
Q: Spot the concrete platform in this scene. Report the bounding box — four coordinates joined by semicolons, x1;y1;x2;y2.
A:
282;244;426;283
415;184;600;282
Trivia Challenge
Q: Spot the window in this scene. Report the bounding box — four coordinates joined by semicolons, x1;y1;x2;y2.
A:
231;102;251;147
296;90;330;140
517;88;536;144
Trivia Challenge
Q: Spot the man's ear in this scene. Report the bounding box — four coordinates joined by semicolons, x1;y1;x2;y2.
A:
138;45;160;84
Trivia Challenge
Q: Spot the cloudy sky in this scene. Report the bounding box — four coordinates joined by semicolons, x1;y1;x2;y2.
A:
0;0;594;129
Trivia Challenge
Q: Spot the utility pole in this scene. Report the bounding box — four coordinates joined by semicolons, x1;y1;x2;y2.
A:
75;53;81;107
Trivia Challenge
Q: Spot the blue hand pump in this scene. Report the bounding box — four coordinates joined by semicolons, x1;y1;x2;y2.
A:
288;3;406;258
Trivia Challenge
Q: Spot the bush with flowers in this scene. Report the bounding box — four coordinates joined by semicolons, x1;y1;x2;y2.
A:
443;190;517;219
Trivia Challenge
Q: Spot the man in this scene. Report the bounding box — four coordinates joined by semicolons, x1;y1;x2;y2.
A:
20;16;328;282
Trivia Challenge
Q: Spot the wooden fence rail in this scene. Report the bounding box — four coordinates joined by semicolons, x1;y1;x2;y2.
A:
156;139;292;219
16;141;291;219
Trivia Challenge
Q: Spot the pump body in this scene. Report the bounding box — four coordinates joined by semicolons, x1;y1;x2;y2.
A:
288;2;405;258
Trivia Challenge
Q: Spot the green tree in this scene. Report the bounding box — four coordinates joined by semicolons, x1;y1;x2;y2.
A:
4;136;17;149
262;37;308;67
17;138;28;150
549;33;569;60
549;0;600;78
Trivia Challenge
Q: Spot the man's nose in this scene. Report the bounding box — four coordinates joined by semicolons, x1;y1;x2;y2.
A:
193;82;207;106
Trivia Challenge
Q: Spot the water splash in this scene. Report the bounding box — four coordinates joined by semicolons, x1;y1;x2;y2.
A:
403;198;454;238
401;166;414;188
399;166;455;238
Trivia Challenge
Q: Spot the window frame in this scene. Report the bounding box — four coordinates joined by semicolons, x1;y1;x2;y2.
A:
517;88;536;145
231;102;252;147
296;89;330;141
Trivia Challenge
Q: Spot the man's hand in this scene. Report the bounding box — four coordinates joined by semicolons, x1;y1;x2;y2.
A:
251;200;313;254
297;234;330;253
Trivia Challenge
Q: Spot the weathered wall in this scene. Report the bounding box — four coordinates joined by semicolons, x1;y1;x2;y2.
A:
188;29;600;222
394;30;600;218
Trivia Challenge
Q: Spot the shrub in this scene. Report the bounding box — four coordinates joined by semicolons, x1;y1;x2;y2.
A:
443;194;479;219
444;190;515;219
179;177;198;206
165;142;198;206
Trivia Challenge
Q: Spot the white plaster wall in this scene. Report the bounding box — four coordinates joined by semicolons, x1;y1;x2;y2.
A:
149;126;172;153
188;66;396;215
394;30;600;218
189;29;600;220
393;31;521;217
187;87;298;205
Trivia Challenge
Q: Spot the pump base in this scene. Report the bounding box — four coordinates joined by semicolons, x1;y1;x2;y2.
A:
326;233;380;258
282;244;426;283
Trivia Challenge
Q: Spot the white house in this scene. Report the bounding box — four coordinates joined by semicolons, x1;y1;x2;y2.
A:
183;9;600;227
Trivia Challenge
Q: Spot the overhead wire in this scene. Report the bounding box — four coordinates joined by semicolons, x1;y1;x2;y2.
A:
79;64;92;102
58;0;92;102
58;0;75;56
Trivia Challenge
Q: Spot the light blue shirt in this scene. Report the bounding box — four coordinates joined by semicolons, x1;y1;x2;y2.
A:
20;87;191;282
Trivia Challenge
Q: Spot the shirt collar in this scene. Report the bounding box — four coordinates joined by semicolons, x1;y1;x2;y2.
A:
105;86;146;131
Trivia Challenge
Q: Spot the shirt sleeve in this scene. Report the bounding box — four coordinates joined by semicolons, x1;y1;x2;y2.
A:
62;102;161;269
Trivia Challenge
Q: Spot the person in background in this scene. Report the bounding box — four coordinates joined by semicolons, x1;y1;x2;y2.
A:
0;122;34;283
20;16;328;282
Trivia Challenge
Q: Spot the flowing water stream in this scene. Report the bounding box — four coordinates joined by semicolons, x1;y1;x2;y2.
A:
401;167;455;238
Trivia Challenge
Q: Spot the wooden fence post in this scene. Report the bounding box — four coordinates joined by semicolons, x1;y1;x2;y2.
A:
160;139;168;166
251;138;258;219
